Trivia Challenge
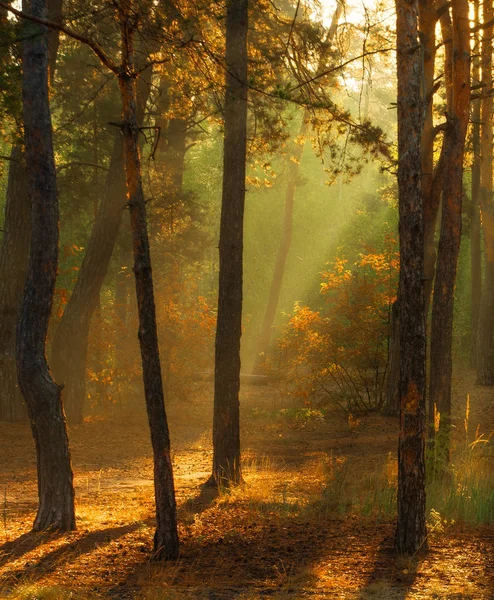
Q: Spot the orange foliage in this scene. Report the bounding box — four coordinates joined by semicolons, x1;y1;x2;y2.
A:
278;236;399;412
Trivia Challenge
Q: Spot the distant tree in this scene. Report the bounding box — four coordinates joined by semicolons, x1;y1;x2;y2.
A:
208;0;248;487
0;144;30;422
395;0;427;555
16;0;75;531
253;0;344;375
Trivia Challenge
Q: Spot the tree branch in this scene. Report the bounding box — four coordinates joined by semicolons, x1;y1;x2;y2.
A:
0;1;119;74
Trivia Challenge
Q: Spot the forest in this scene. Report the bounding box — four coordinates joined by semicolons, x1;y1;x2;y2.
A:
0;0;493;597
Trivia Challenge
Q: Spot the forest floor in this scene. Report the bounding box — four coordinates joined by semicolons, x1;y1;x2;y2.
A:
0;369;493;599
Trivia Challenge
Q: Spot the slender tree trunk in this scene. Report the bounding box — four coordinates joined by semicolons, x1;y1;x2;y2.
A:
476;0;494;385
395;0;427;555
253;2;343;374
209;0;248;487
420;0;439;312
0;145;30;422
117;12;179;560
17;0;75;531
429;0;470;458
471;0;482;368
253;124;306;374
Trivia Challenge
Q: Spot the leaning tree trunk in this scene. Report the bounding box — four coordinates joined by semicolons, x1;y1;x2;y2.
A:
0;145;30;422
208;0;248;488
395;0;427;555
17;0;75;531
117;14;179;560
50;136;127;423
50;72;151;424
429;0;470;461
476;0;494;385
252;127;306;374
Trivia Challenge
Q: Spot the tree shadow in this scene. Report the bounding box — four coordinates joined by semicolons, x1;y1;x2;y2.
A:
121;500;395;599
356;532;424;599
0;530;63;569
179;484;219;517
0;523;142;588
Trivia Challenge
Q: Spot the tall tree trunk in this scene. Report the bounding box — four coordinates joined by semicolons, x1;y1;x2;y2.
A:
429;0;470;458
470;0;482;368
385;0;439;415
476;0;494;385
253;2;343;374
117;11;179;560
395;0;427;555
0;145;30;422
209;0;248;487
17;0;75;531
420;0;439;312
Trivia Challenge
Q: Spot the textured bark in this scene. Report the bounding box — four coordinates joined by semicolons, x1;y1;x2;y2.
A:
253;2;343;374
470;0;482;368
210;0;248;487
429;0;470;445
395;0;427;555
420;0;440;312
385;0;439;414
429;0;470;461
384;300;400;416
0;145;30;422
118;12;179;560
476;0;494;385
17;0;75;531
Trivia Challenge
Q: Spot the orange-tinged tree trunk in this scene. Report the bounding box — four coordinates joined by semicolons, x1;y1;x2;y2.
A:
470;0;482;368
476;0;494;385
429;0;470;458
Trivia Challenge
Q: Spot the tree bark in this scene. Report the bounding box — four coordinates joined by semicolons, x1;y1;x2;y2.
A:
470;0;482;368
118;10;179;560
209;0;248;487
429;0;470;452
476;0;494;385
385;0;440;415
17;0;75;532
395;0;427;555
0;145;30;422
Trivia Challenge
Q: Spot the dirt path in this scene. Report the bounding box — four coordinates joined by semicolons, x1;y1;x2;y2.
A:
0;374;493;598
